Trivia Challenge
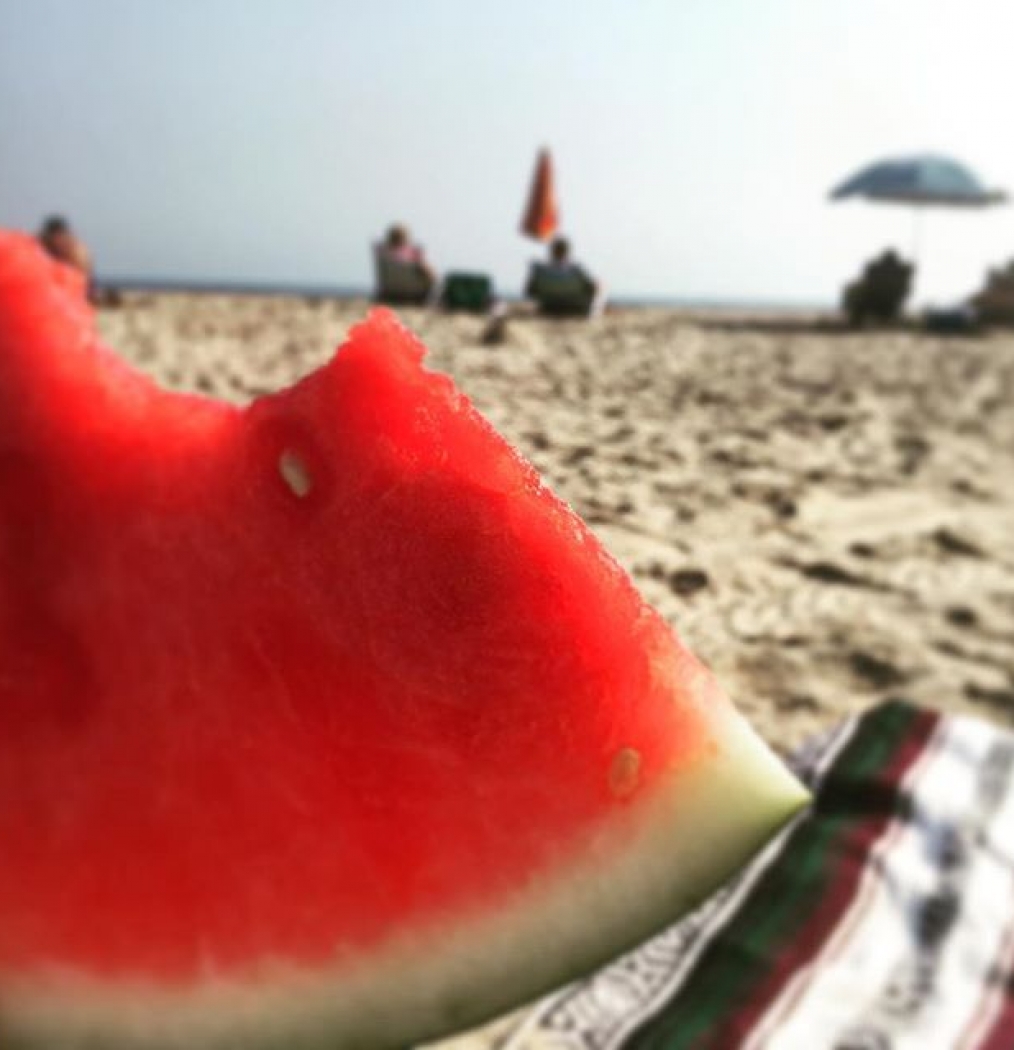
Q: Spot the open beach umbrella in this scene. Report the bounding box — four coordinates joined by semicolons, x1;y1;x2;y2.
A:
829;153;1006;271
520;148;560;242
830;154;1006;208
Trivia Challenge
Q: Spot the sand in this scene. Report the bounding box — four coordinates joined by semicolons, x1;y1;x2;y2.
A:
99;294;1014;754
96;293;1014;1046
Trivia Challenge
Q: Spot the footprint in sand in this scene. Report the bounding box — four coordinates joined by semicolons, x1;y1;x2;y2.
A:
667;569;710;597
849;650;907;689
944;606;978;628
964;683;1014;712
934;528;985;559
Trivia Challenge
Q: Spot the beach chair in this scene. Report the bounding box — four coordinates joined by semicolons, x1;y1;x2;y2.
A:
970;260;1014;326
435;700;1014;1049
842;253;914;326
526;263;599;318
374;247;433;306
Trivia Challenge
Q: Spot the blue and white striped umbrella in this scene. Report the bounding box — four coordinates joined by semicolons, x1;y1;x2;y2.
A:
830;154;1006;207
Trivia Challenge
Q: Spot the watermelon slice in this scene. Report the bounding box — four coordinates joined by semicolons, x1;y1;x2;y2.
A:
0;231;808;1050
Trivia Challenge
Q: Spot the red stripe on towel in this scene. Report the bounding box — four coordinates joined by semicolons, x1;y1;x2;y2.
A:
705;706;940;1050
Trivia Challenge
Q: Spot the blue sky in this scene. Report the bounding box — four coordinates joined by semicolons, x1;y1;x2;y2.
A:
1;0;1012;304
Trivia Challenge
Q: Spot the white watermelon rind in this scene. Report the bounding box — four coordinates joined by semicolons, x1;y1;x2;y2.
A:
1;706;807;1050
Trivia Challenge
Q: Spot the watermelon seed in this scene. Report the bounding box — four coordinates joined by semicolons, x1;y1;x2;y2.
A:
609;747;642;799
279;450;312;497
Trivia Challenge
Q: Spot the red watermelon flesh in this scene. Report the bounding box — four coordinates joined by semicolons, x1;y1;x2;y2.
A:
0;232;807;1049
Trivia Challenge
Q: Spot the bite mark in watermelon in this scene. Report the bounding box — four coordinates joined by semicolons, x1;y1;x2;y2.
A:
0;232;808;1049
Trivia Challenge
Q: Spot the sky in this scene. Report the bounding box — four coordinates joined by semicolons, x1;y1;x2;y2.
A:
2;0;1013;305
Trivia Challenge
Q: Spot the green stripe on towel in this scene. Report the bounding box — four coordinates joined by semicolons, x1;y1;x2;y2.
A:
627;700;940;1050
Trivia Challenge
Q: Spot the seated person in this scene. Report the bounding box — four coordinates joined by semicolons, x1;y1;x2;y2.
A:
525;237;603;318
842;248;913;326
38;215;95;298
970;258;1014;326
374;224;437;305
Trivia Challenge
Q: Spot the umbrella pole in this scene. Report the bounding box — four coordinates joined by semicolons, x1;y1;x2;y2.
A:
911;205;924;269
910;206;926;307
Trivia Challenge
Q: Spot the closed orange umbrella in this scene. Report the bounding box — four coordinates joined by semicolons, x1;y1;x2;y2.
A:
520;148;560;242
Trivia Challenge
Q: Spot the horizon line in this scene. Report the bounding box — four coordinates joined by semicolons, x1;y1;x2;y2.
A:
96;275;833;313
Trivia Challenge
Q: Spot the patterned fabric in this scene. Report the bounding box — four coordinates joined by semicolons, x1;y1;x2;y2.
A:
429;701;1014;1050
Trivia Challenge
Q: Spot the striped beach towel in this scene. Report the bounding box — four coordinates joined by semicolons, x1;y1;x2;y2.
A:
435;700;1014;1050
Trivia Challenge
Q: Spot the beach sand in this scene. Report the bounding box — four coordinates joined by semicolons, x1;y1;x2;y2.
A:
99;294;1014;1041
